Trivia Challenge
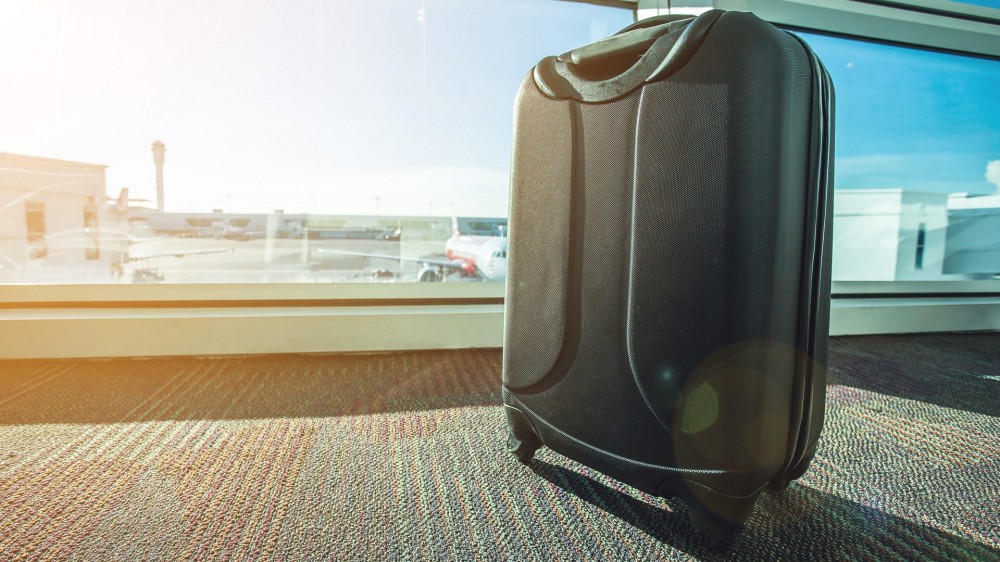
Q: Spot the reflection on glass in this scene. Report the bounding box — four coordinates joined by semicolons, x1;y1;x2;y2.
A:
0;0;631;285
799;32;1000;282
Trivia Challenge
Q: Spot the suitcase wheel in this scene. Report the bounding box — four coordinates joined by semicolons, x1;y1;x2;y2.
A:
506;427;540;464
661;480;755;553
504;405;543;465
686;503;744;553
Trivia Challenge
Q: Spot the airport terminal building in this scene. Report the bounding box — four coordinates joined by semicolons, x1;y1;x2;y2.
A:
0;153;111;278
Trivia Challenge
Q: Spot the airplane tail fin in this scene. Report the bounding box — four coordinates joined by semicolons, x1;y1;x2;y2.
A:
452;214;460;237
116;188;129;211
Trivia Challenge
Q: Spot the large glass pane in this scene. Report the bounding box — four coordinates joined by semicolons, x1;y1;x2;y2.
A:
0;0;632;285
798;32;1000;282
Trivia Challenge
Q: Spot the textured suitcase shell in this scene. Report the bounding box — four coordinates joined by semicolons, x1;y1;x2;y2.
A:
502;9;834;550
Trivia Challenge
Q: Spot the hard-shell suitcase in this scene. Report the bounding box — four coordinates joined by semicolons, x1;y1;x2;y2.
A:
502;9;834;549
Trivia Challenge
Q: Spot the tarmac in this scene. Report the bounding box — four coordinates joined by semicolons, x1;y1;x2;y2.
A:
0;236;455;284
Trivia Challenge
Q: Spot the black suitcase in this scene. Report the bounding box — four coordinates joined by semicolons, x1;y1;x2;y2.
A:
502;9;834;550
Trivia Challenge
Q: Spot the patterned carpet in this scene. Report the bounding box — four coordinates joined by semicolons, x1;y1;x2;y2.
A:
0;334;997;561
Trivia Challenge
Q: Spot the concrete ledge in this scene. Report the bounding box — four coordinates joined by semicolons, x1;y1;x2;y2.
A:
830;298;1000;335
0;305;504;359
2;299;997;359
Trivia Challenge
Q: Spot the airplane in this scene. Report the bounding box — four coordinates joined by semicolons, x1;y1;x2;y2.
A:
314;218;508;282
111;187;152;211
116;242;233;283
440;225;507;282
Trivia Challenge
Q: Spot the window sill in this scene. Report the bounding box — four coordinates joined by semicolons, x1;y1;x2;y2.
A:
2;295;998;359
0;304;504;359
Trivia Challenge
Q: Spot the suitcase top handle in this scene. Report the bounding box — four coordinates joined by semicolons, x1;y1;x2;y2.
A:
568;16;691;69
533;9;723;103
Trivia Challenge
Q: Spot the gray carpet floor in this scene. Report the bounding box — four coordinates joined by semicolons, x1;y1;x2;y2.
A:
0;333;997;561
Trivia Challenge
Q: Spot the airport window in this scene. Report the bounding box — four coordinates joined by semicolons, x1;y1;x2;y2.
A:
0;0;632;287
4;1;995;292
1;0;999;358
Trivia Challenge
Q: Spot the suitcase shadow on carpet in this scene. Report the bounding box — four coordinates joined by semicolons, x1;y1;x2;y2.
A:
528;459;997;560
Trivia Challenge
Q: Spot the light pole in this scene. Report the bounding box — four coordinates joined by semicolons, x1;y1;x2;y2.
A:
152;141;165;212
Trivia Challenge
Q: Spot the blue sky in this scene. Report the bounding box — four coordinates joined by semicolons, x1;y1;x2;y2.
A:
800;31;1000;195
0;1;997;216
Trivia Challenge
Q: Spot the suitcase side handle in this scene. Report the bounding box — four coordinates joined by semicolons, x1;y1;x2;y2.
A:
533;9;723;103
